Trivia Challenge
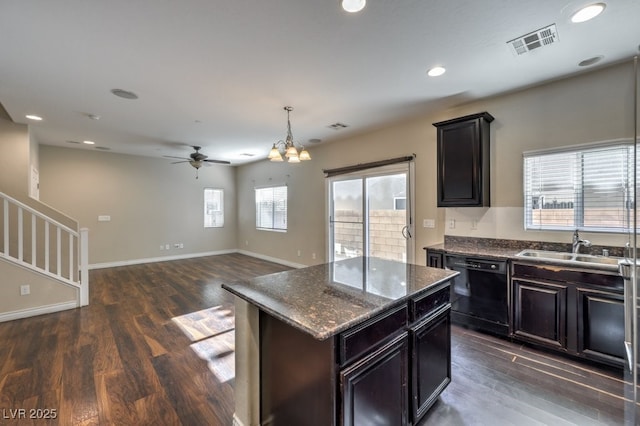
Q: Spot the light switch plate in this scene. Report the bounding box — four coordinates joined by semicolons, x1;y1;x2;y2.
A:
98;215;111;222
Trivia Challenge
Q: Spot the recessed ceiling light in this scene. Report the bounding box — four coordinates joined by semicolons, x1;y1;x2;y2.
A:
427;66;446;77
571;3;606;23
25;114;43;121
341;0;365;13
83;140;96;145
111;88;139;100
578;55;603;66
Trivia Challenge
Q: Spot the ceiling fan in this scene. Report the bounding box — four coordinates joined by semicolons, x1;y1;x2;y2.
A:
164;146;230;179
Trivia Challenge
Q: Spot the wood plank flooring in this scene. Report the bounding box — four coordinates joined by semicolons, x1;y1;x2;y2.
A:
0;254;630;425
0;254;289;425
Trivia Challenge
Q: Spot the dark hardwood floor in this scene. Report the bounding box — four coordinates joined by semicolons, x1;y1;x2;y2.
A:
0;254;630;425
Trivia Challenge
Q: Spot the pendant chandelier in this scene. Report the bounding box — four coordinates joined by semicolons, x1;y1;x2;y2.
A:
267;106;311;163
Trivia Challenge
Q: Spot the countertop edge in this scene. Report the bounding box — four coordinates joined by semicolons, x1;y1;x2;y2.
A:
223;271;458;341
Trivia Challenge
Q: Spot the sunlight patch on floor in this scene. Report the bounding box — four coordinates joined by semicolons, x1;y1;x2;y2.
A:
172;304;236;383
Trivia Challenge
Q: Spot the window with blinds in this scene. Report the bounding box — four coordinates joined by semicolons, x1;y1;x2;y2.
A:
204;188;224;228
524;141;634;232
255;186;288;231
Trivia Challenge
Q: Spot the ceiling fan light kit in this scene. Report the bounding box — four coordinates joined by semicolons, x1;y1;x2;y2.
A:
268;106;311;163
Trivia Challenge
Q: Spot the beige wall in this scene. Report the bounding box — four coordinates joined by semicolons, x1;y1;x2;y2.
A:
0;108;30;197
39;145;238;266
0;107;81;318
237;60;637;266
0;259;78;318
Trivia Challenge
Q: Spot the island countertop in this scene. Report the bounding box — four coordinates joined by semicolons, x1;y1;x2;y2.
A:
222;256;458;340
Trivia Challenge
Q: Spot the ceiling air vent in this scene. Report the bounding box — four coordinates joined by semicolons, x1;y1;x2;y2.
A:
508;24;558;55
328;122;349;130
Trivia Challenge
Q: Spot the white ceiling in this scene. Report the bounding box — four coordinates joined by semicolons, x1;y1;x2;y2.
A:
1;1;639;165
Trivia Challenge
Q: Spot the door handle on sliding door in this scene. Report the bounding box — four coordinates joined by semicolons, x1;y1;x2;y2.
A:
401;225;412;239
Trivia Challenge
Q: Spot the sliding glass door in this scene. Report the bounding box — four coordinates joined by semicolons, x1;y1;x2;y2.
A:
329;164;414;263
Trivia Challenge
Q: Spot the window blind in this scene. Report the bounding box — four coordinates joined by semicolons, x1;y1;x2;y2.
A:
523;142;634;232
204;188;224;228
255;186;288;231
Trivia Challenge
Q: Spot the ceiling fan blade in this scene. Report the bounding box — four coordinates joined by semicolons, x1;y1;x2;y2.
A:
204;159;231;165
164;155;190;160
171;160;190;164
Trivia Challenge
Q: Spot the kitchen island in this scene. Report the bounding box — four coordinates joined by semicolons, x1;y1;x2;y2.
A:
222;256;458;426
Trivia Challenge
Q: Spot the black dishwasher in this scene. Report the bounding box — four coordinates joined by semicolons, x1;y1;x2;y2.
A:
445;255;509;336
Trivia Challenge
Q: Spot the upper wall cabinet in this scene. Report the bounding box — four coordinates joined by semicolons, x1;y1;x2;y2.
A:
433;112;494;207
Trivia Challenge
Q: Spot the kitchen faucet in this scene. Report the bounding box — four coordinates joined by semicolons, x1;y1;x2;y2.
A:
572;229;591;254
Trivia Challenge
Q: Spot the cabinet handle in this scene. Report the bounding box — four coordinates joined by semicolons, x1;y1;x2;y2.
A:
623;268;634;373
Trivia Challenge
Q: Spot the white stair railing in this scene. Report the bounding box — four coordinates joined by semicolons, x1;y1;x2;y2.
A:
0;191;89;306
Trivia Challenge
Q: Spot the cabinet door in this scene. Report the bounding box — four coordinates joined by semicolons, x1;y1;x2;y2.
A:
340;332;409;426
434;112;492;207
410;306;451;424
426;250;444;268
577;288;624;365
513;279;567;349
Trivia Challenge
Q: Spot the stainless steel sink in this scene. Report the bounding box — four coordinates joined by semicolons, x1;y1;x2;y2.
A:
515;249;621;270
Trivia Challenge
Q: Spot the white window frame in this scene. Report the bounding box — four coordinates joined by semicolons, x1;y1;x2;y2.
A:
204;188;224;228
255;185;288;232
523;139;634;233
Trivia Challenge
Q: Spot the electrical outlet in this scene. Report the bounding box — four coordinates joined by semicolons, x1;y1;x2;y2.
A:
165;244;170;250
448;219;456;229
297;250;301;257
245;240;249;246
423;219;435;228
179;243;184;249
471;220;478;230
20;285;30;296
312;253;316;260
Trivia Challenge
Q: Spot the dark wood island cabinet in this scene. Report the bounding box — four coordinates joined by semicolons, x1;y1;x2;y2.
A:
223;257;458;426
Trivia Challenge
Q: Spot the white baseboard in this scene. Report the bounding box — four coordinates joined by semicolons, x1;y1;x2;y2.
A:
88;249;307;271
88;249;238;270
0;301;78;323
236;250;306;269
232;413;245;426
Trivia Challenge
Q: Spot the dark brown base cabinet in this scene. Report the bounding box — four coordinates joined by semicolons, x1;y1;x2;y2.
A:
410;307;451;421
341;332;409;426
577;288;625;364
513;279;568;350
425;248;444;269
511;262;624;367
260;282;452;425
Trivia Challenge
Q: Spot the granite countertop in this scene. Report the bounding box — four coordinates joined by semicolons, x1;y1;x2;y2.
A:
426;236;625;260
426;242;519;259
222;257;458;340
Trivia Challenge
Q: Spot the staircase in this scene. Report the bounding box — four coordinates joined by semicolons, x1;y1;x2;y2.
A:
0;191;88;307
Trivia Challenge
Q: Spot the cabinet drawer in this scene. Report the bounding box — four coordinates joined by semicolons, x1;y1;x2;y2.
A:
339;304;408;366
410;283;450;323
